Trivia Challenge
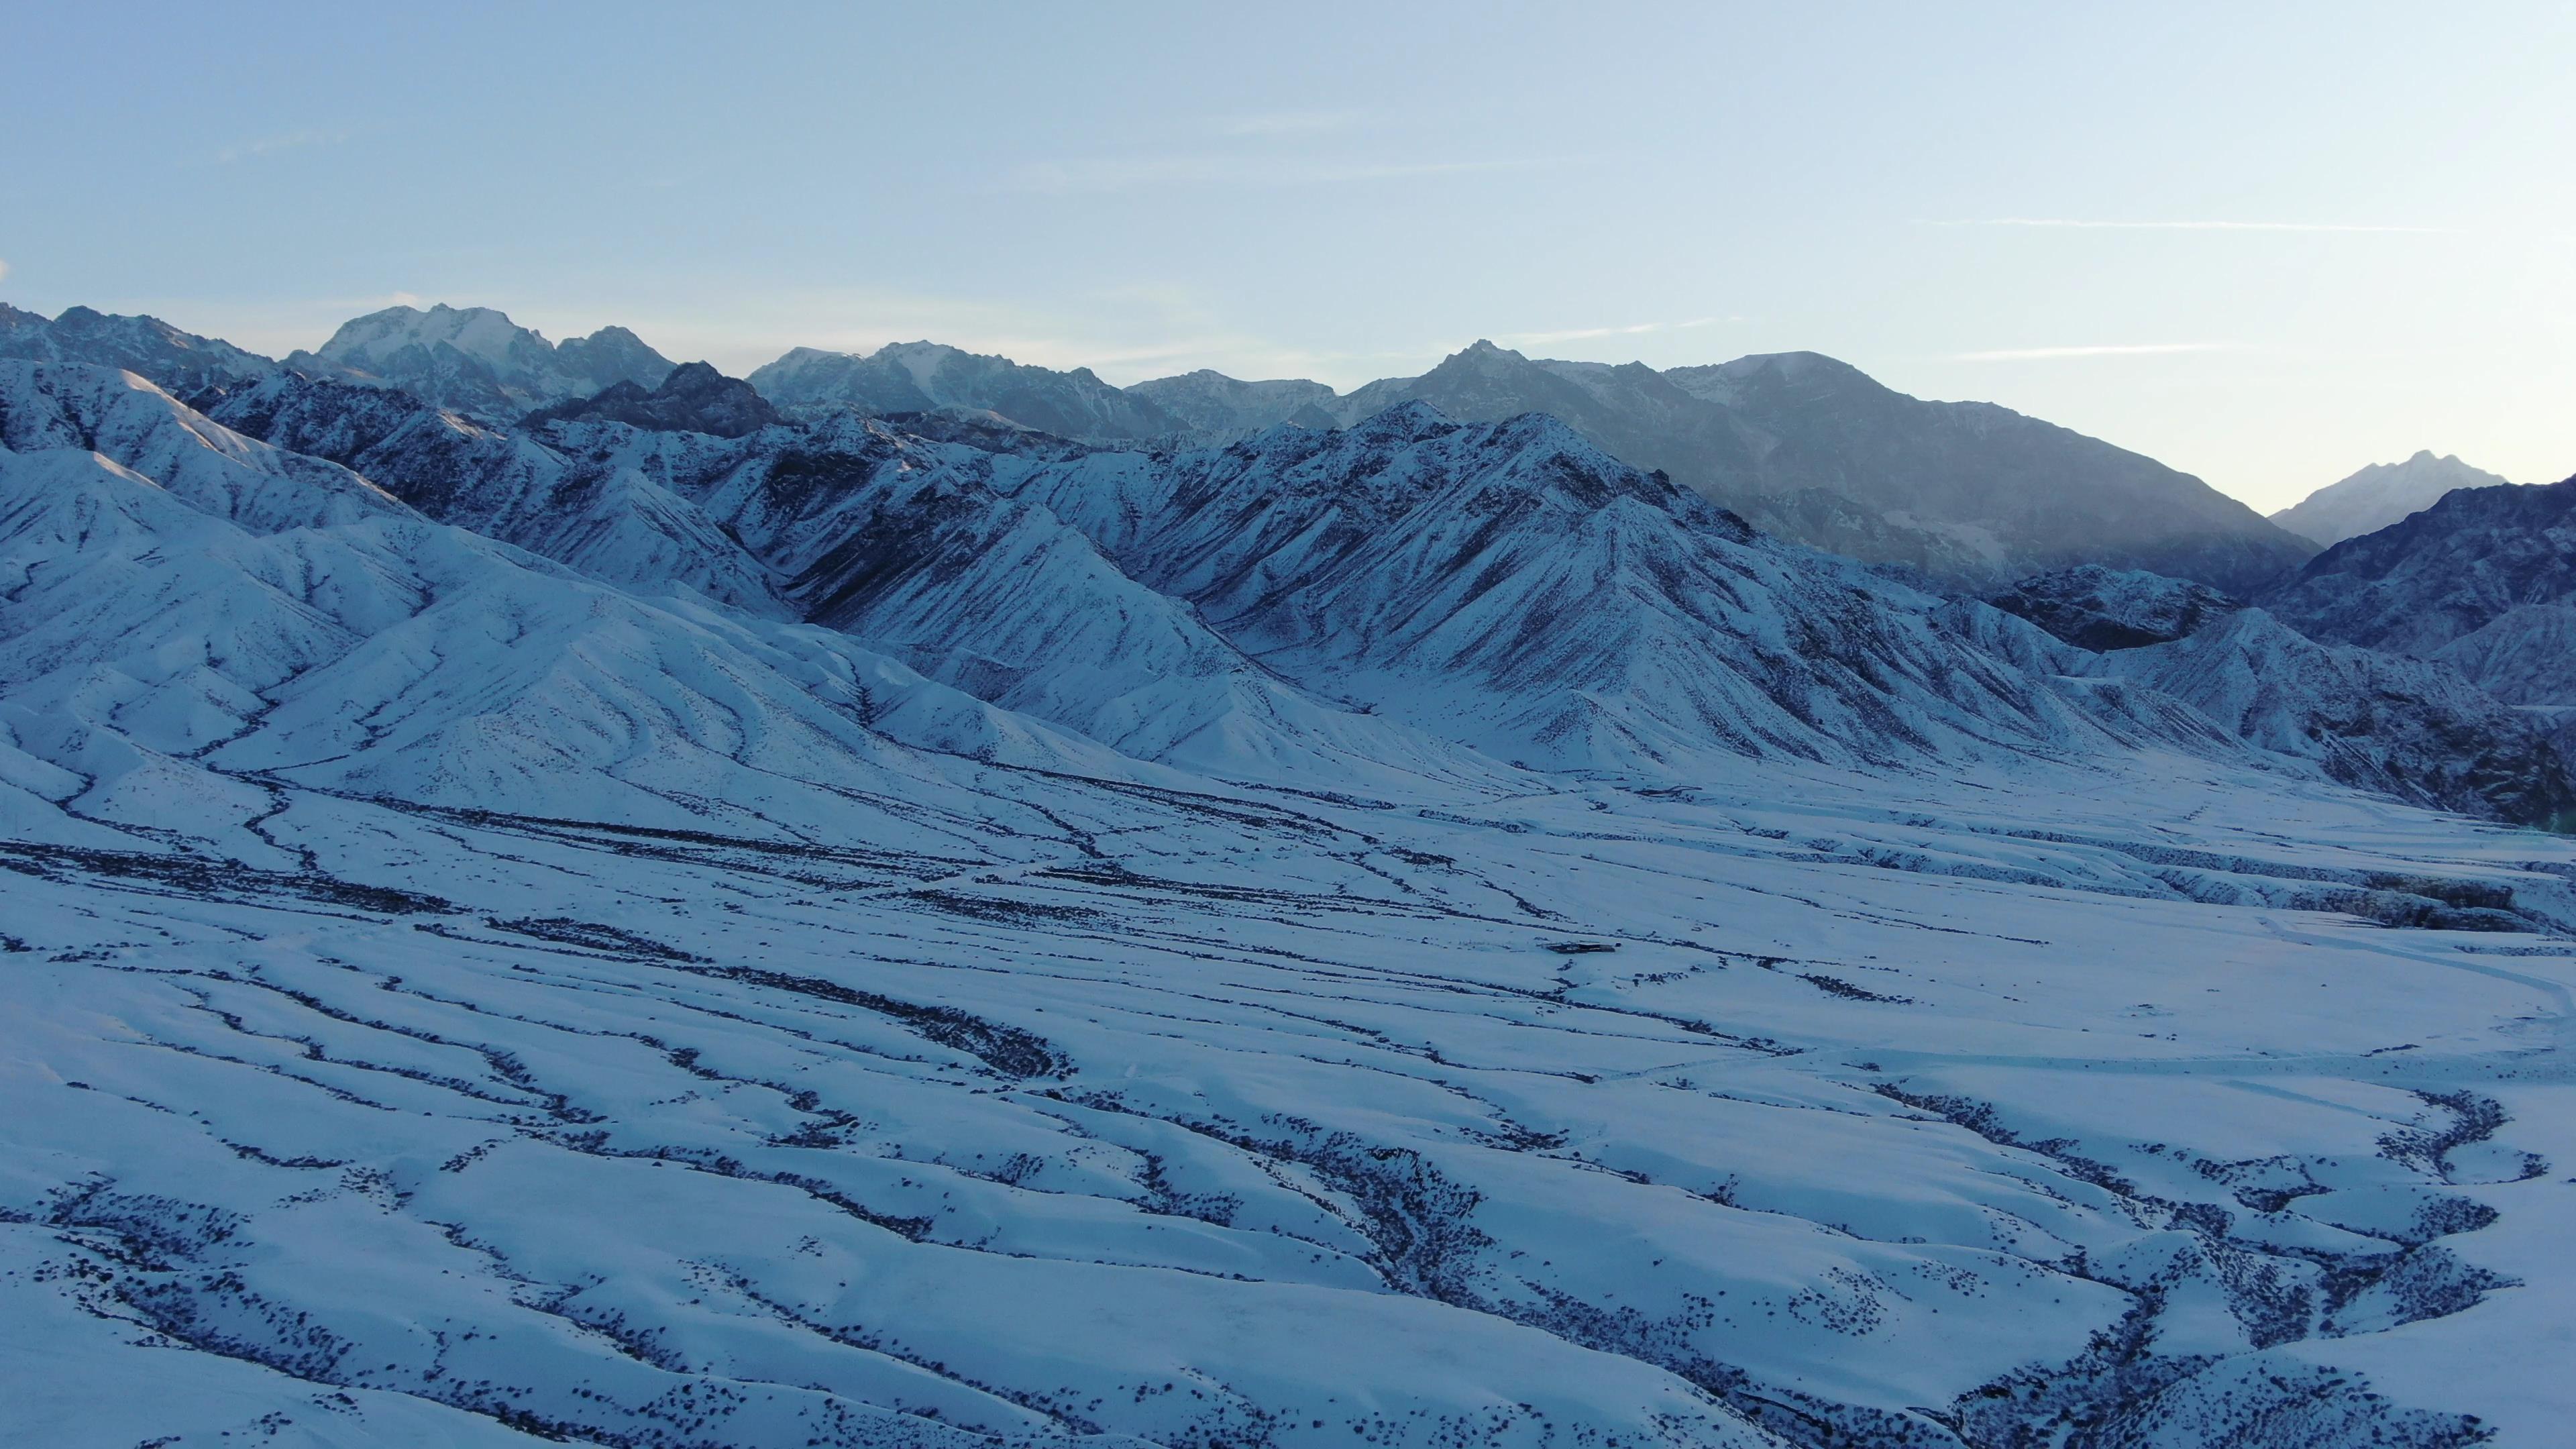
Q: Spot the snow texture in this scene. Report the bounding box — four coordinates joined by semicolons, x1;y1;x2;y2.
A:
4;359;2573;1449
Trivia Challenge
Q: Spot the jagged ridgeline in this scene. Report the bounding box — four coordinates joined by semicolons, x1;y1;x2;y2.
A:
5;301;2318;592
751;333;2320;595
1;301;2568;1449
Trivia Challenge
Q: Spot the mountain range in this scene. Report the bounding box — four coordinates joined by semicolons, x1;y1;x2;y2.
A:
749;341;1183;443
756;333;2319;594
0;301;275;394
9;290;2576;1448
7;301;2324;595
10;296;2569;823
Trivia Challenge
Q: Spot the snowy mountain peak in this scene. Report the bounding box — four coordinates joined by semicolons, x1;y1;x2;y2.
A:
1437;338;1538;374
2270;449;2516;547
316;303;550;370
871;339;974;392
290;303;675;421
553;323;677;393
1658;350;1885;410
759;344;846;372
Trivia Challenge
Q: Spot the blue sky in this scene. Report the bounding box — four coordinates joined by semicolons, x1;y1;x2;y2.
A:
4;1;2570;509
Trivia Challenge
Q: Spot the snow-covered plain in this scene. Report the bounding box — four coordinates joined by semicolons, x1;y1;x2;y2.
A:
5;367;2575;1448
11;752;2571;1448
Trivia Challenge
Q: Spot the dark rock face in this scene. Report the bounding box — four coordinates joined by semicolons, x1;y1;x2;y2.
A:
524;361;781;438
197;370;443;469
2261;475;2576;704
1989;566;2243;651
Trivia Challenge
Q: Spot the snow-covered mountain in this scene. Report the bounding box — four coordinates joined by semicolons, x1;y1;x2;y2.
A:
285;303;675;420
851;336;2312;592
0;391;1146;837
1977;563;2576;824
1238;339;2316;593
1665;350;2315;592
748;341;1183;441
2272;451;2518;547
994;405;2132;773
0;361;405;531
197;354;2576;823
216;369;2253;782
1124;368;1342;436
0;301;278;395
203;368;792;616
9;358;2576;1447
202;369;1503;790
2092;607;2576;826
2263;474;2576;705
51;297;2315;598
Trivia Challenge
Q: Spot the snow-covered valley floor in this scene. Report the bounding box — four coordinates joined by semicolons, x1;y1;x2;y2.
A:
8;755;2572;1448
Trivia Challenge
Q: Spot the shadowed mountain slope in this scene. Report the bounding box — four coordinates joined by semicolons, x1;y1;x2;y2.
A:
2263;474;2576;704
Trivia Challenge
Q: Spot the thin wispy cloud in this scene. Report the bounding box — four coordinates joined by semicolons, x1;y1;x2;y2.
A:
1952;342;2243;362
1499;317;1732;347
1218;109;1367;138
1003;154;1558;195
217;128;350;164
1922;217;2445;235
0;258;10;283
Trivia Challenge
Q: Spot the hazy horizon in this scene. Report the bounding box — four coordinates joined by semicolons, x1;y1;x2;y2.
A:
6;1;2569;511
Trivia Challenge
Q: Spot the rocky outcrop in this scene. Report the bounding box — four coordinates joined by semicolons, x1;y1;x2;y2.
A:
524;360;781;438
1989;566;2243;651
